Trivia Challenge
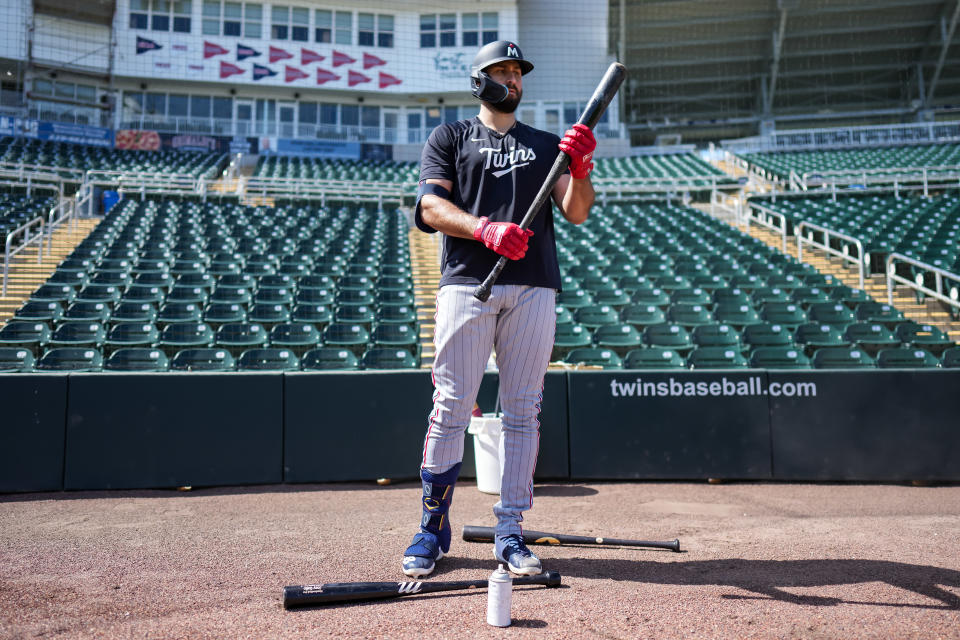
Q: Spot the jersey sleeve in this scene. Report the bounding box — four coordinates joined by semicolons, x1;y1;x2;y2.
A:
415;124;457;233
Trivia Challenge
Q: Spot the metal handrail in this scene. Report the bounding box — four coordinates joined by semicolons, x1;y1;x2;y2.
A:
796;220;865;289
745;202;788;253
3;215;44;296
885;253;960;313
0;161;84;181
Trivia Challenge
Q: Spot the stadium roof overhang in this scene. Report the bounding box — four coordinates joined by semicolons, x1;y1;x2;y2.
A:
34;0;115;26
612;0;960;142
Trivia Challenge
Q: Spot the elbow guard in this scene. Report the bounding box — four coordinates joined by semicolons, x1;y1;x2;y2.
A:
414;181;451;233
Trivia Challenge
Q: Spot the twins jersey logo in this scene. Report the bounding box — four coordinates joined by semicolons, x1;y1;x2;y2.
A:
477;144;537;178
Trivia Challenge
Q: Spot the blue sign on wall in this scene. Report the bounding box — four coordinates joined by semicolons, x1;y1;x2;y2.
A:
36;121;114;147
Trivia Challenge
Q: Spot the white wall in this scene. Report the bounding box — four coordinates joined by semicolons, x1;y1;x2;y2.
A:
0;0;30;62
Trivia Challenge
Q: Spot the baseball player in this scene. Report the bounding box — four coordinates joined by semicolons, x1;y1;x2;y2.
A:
402;40;597;577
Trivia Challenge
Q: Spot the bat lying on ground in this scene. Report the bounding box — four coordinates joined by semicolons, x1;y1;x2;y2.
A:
462;525;681;552
283;570;562;608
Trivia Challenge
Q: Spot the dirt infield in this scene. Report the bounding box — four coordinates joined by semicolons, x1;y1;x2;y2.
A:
1;481;958;639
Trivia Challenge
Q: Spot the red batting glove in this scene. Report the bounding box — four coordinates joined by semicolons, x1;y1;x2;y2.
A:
473;216;533;260
559;123;596;179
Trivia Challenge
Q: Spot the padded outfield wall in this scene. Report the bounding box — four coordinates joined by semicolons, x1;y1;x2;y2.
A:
1;369;958;492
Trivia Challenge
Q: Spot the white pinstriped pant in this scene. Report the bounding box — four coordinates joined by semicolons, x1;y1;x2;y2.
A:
422;284;556;537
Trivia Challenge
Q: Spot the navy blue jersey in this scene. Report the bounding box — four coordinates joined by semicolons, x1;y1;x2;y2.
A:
415;116;562;290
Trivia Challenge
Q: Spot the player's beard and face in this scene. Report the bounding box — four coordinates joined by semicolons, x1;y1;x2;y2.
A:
486;61;523;114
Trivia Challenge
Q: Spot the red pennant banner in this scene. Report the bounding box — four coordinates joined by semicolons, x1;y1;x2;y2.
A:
301;48;324;65
204;41;228;59
348;70;370;87
363;52;387;69
332;50;356;67
378;72;402;89
285;66;309;83
220;60;244;79
316;68;340;85
269;46;293;64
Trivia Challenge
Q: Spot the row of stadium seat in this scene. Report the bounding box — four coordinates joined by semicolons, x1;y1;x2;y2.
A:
0;192;57;244
551;320;956;360
559;345;960;370
0;137;225;178
591;154;735;184
739;143;960;181
0;320;420;359
254;156;418;182
0;346;419;373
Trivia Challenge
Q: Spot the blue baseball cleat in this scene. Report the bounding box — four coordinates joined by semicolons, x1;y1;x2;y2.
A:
494;533;542;575
402;532;445;577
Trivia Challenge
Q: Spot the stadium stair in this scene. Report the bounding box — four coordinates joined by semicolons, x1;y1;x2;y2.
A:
0;219;100;325
408;222;441;368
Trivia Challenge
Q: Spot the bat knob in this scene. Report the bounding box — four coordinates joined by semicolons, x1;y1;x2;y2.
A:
543;570;562;587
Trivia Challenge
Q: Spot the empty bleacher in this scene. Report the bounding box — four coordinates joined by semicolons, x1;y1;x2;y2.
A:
0;196;419;371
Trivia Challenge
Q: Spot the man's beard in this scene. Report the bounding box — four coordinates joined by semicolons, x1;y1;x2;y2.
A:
492;87;522;114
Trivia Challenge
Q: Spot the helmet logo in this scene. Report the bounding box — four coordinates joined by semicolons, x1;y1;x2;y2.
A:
507;44;519;58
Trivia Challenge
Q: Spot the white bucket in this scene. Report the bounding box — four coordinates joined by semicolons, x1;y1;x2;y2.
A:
467;414;502;494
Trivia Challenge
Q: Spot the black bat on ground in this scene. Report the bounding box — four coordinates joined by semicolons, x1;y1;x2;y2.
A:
462;525;681;552
283;570;562;608
473;61;628;302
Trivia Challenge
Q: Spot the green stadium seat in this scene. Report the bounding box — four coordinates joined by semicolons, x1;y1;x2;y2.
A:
761;302;808;329
714;303;761;330
48;322;106;349
237;348;301;371
166;286;209;305
301;347;360;370
692;323;742;349
574;304;620;329
292;303;334;327
631;287;671;308
593;323;643;356
203;302;247;327
941;347;960;368
14;301;63;323
621;304;666;329
377;290;416;307
269;323;320;356
842;323;899;357
556;289;593;309
667;303;713;328
622;347;685;369
749;346;812;369
30;284;77;305
0;347;35;372
322;322;370;356
808;303;856;327
687;346;750;369
104;323;160;354
855;302;905;327
554;305;574;326
123;285;167;305
751;287;791;305
209;286;253;305
370;323;419;352
157;302;204;325
170;348;236;371
671;288;712;306
795;323;850;356
336;289;376;307
104;348;170;372
215;322;269;357
790;287;832;308
551;323;592;360
894;322;956;357
563;347;623;369
63;301;111;323
643;323;695;355
876;348;940;369
377;305;418;325
36;347;103;372
830;285;872;308
217;273;256;290
742;323;793;349
159;322;215;354
0;321;50;356
111;302;158;324
75;284;122;305
712;288;752;307
247;303;292;328
811;346;876;369
362;347;419;370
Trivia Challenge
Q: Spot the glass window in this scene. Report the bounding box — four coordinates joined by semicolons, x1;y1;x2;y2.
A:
298;102;317;124
425;106;441;128
54;82;74;99
420;14;436;48
76;85;96;102
191;95;211;118
319;103;337;124
33;79;54;96
341;104;359;127
358;13;374;47
564;103;579;124
335;11;351;45
315;9;331;42
202;0;219;34
173;0;191;32
130;12;148;29
168;94;188;116
151;13;170;30
482;12;498;44
361;105;379;127
462;13;478;47
145;92;166;115
212;96;232;119
244;3;261;37
271;4;288;39
439;14;456;47
292;7;308;41
378;14;393;48
224;1;242;35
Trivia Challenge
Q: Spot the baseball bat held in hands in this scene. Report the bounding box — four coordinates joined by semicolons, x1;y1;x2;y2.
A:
462;525;680;552
473;61;628;302
283;570;562;608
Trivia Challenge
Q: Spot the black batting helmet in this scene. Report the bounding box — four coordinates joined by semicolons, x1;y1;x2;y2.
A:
470;40;534;103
